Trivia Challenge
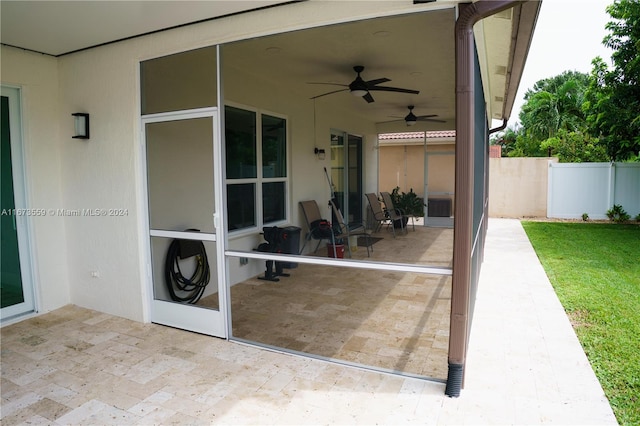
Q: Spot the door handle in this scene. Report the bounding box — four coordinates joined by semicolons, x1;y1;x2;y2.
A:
213;212;220;230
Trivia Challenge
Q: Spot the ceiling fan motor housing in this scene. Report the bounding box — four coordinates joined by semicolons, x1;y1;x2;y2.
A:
349;66;368;95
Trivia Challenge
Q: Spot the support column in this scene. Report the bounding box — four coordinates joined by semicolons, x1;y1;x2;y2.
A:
447;0;522;398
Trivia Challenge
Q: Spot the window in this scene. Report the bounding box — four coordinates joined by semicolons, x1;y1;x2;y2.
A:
225;105;288;232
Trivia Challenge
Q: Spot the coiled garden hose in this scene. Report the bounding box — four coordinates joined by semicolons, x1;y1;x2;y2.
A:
164;238;210;304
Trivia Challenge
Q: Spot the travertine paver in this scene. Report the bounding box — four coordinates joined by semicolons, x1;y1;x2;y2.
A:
0;219;617;425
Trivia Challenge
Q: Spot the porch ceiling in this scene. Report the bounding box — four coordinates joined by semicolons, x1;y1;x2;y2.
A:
1;1;540;130
223;7;457;131
0;1;294;56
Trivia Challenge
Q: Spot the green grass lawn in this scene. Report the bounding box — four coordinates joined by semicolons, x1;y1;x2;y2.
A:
522;222;640;426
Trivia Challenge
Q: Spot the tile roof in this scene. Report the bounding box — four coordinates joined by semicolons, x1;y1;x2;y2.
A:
379;130;456;140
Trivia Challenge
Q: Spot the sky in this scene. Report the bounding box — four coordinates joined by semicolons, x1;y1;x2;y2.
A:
507;0;614;128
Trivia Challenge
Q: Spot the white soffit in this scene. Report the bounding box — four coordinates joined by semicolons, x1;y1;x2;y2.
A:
475;7;514;121
0;1;293;56
474;1;542;122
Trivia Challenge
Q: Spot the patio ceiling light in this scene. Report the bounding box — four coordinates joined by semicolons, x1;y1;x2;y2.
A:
404;111;418;126
349;78;368;97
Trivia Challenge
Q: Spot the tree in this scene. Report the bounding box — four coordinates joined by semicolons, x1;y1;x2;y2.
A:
583;0;640;161
489;125;547;158
506;130;547;158
540;130;609;163
519;71;590;142
490;126;519;156
514;71;605;160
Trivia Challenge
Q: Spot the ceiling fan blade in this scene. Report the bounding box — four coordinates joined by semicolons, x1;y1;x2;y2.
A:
365;78;391;86
378;117;447;124
307;82;349;87
307;67;415;103
368;85;420;95
418;117;447;123
310;88;349;99
416;114;446;123
376;118;405;124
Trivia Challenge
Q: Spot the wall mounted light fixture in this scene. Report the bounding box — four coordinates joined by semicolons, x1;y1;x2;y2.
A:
72;113;90;139
314;147;326;160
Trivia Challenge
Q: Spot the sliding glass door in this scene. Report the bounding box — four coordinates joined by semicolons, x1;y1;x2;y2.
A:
330;130;363;223
1;87;35;322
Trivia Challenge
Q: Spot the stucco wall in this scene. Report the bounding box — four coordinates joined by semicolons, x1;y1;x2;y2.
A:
379;143;455;206
488;157;557;218
5;2;404;322
1;46;70;314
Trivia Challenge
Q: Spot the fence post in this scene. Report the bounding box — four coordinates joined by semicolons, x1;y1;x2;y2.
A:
608;162;616;210
546;160;554;218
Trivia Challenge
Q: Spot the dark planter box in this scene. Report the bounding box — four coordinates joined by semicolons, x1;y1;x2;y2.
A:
393;217;409;229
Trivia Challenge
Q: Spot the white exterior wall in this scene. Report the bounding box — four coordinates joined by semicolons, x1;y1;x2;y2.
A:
4;1;412;321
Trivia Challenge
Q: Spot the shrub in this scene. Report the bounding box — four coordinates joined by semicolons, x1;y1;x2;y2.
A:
606;204;630;223
582;212;589;221
390;187;425;217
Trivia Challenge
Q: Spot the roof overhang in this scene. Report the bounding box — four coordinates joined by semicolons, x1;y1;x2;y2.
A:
0;1;296;56
1;0;541;128
474;0;542;122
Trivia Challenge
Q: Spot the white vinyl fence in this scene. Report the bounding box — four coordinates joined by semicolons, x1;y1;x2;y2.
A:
547;162;640;219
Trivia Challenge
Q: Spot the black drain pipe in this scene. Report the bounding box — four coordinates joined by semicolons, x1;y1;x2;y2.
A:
448;0;522;398
489;118;508;135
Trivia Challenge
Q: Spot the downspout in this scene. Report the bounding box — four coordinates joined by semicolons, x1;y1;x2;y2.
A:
447;0;522;398
489;118;508;134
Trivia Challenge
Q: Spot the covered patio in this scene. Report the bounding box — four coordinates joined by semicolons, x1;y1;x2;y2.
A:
203;224;453;380
2;0;541;396
0;220;616;425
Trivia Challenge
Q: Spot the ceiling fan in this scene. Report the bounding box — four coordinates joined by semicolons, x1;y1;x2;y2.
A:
382;105;446;126
309;65;419;103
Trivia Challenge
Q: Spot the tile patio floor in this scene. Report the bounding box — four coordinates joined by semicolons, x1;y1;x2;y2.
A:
210;223;453;380
0;219;617;425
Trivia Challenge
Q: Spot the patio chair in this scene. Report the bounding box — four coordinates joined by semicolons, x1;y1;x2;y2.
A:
380;191;409;235
365;192;389;234
329;199;371;258
299;200;339;256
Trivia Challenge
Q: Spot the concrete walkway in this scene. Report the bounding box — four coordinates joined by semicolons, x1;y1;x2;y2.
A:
446;218;617;424
0;219;617;425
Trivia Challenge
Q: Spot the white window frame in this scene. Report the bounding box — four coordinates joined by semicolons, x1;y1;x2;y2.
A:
225;102;290;237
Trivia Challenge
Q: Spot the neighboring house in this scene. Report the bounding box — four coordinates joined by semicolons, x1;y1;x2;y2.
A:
378;131;456;226
1;0;541;396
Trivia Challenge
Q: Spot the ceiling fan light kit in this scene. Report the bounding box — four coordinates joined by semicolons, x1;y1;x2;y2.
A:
404;106;418;125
